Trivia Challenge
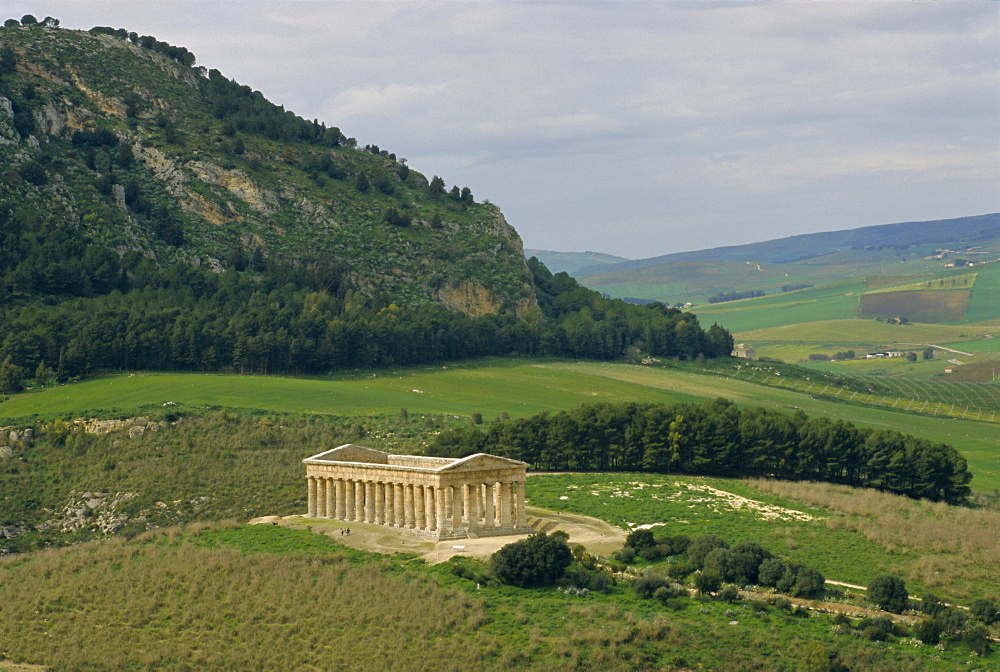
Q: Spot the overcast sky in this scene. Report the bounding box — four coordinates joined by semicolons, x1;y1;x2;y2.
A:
6;1;999;258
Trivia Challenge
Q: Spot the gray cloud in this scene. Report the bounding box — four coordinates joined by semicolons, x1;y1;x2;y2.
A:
4;1;997;257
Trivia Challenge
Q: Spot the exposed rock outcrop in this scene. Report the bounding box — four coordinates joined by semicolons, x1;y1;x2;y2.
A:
436;281;503;317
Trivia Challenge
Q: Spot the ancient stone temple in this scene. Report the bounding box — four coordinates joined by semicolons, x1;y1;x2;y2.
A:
303;444;533;540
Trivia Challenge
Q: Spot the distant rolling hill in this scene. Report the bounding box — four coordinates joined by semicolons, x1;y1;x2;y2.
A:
524;249;629;275
575;214;1000;312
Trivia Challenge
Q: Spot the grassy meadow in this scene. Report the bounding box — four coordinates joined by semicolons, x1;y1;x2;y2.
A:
4;358;998;492
689;279;866;333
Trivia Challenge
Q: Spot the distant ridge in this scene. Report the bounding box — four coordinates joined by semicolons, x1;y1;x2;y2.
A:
524;249;629;275
575;214;1000;277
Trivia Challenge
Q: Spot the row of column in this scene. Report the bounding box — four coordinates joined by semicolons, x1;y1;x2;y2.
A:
306;477;526;532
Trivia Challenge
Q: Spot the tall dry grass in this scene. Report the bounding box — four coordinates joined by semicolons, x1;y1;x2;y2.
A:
746;479;1000;599
0;533;491;671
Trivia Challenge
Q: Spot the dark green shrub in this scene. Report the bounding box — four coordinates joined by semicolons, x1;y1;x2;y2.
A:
625;528;655;551
490;532;572;588
970;598;998;625
634;574;672;599
638;545;665;562
914;618;942;645
613;546;636;564
694;571;722;595
963;624;992;655
868;575;909;613
920;593;946;617
939;607;968;636
718;585;740;603
666;561;694;581
686;534;728;569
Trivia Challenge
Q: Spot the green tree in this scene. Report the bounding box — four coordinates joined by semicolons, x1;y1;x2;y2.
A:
0;46;16;75
624;528;655;552
970;598;998;625
694;570;722;594
963;624;992;656
428;176;445;197
913;618;942;645
922;347;934;360
685;534;728;569
868;574;908;613
354;172;370;193
0;355;22;394
490;532;572;587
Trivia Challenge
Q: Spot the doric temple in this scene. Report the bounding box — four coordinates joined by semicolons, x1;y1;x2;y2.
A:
303;444;534;540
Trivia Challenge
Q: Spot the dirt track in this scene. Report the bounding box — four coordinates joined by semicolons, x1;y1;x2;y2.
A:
250;506;627;564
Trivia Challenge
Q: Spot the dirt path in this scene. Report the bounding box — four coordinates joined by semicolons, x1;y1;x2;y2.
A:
250;506;627;564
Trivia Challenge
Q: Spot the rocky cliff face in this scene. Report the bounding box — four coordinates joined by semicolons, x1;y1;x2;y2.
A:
0;24;537;314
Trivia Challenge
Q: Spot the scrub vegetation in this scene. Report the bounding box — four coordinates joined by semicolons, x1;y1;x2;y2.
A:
0;523;993;671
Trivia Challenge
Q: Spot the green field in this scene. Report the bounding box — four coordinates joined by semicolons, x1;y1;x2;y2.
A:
5;359;998;492
734;319;999;362
865;272;977;294
0;360;700;421
966;261;1000;323
691;280;865;333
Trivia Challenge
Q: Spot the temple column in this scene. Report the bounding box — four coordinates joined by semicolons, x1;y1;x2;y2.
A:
316;478;327;518
307;476;317;517
373;482;383;524
425;486;436;531
326;478;336;519
335;479;346;519
414;485;426;530
452;485;463;529
394;483;404;527
365;481;376;523
494;483;502;526
516;481;526;527
500;481;512;528
384;482;395;526
466;483;480;528
436;486;447;532
403;484;414;528
343;480;352;520
483;483;494;528
358;480;366;521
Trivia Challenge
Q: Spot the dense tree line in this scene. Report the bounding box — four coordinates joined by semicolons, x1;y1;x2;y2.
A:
0;248;731;389
430;399;972;503
202;68;349;147
708;289;765;304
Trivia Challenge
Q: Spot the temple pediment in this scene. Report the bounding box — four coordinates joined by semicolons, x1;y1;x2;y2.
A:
304;444;389;464
442;453;528;472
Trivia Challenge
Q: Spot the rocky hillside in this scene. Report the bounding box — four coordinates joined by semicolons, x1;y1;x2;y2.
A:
0;21;535;314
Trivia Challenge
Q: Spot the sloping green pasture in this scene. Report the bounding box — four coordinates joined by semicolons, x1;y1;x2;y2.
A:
735;319;997;361
965;261;1000;323
0;360;700;421
691;280;864;333
865;272;976;293
5;359;998;492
